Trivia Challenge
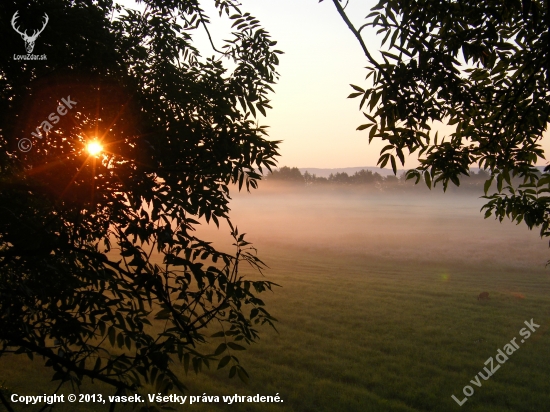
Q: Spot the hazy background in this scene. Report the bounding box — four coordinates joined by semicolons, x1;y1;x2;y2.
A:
196;184;550;270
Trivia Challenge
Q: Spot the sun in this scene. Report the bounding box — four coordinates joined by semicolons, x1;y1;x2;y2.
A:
87;141;103;156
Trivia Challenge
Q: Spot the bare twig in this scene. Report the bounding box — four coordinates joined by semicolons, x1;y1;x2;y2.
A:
330;0;389;81
196;7;224;54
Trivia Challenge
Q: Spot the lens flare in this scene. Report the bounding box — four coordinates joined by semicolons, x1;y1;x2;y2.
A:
87;141;103;155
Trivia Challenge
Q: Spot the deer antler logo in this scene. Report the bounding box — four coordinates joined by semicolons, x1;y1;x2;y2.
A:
11;11;49;54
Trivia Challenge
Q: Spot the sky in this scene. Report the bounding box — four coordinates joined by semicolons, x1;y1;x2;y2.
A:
225;0;387;169
222;0;401;169
118;0;550;170
119;0;391;169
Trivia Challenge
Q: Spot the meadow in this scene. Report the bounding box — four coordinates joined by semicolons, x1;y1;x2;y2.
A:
2;184;550;411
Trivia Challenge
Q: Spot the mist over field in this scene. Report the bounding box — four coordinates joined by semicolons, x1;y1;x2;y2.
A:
4;180;550;412
179;182;550;412
196;183;550;269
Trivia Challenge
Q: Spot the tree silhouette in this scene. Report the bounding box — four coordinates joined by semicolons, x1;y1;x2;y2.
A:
0;0;281;409
328;0;550;249
349;169;383;184
268;166;304;183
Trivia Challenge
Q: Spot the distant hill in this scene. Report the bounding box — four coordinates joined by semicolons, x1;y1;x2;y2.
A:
295;166;548;178
297;167;404;178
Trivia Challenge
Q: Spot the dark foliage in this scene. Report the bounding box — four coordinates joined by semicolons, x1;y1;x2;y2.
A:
0;0;281;409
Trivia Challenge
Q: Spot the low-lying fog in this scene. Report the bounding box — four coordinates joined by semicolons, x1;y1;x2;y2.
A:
194;183;549;268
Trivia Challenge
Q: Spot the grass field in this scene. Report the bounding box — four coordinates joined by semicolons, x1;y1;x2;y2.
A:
2;187;550;411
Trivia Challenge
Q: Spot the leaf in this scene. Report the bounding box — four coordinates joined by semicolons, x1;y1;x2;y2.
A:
120;249;134;257
227;342;246;351
390;29;399;48
184;353;190;374
379;153;390;168
484;176;494;195
369;124;377;141
98;321;106;336
357;123;373;131
424;171;432;189
93;357;102;371
257;103;267;117
217;355;231;370
155;308;171;320
214;343;227;356
369;91;382;110
381;51;400;60
125;335;132;350
450;175;460;187
497;174;503;192
108;326;116;347
117;332;125;349
237;366;249;384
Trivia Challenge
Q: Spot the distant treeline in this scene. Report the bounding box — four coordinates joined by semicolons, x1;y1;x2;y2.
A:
266;166;492;190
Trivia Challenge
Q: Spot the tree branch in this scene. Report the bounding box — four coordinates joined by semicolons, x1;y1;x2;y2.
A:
196;7;224;54
330;0;389;81
8;337;134;391
0;390;15;412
